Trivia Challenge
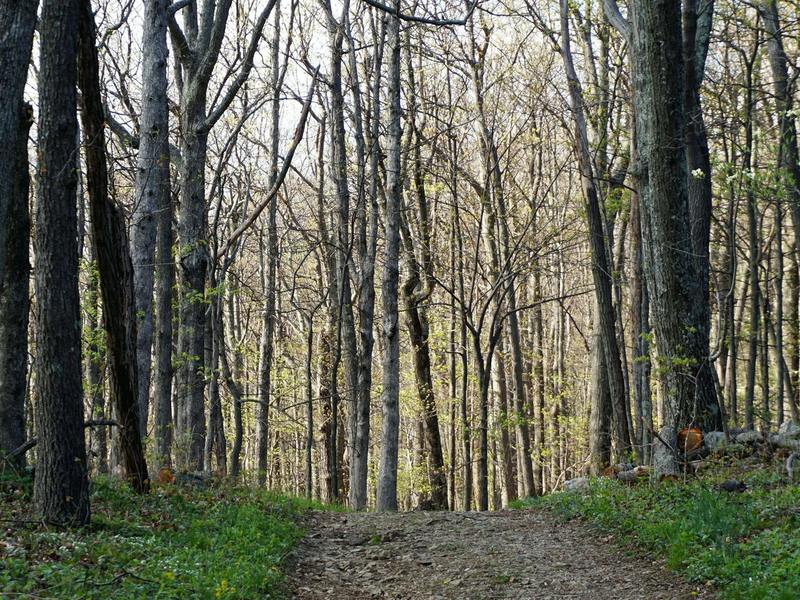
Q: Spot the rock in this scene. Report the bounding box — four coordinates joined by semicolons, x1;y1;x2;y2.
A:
703;431;727;450
735;430;763;444
617;465;650;483
778;420;800;438
653;426;679;476
718;480;747;493
346;534;370;546
174;471;213;488
563;477;589;493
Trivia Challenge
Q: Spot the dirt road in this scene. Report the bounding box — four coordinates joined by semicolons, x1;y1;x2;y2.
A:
287;509;713;599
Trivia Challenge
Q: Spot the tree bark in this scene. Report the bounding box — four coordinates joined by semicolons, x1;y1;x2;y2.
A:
629;1;711;465
255;3;283;486
85;239;108;474
682;0;722;432
349;13;385;512
559;0;631;458
0;103;32;471
376;3;402;512
630;184;652;462
588;302;612;475
131;0;171;436
34;0;91;524
153;183;174;470
171;0;277;472
77;0;149;493
0;0;37;288
743;51;758;432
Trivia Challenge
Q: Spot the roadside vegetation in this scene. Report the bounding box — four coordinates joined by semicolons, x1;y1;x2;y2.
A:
512;457;800;599
0;473;337;599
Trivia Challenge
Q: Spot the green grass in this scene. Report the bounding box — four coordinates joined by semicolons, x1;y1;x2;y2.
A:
0;474;336;599
511;460;800;599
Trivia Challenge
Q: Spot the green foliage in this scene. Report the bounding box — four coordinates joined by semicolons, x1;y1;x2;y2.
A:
510;466;800;599
0;476;330;599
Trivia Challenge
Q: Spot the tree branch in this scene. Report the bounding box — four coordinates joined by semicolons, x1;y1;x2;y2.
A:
5;420;119;461
216;68;319;259
204;0;279;131
167;0;192;65
196;0;235;86
360;0;478;27
602;0;631;42
104;107;184;168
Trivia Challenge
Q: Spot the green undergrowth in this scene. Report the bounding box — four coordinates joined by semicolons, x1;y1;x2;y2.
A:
511;459;800;599
1;473;340;599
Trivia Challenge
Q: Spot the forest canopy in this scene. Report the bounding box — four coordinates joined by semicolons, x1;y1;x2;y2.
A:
1;0;799;521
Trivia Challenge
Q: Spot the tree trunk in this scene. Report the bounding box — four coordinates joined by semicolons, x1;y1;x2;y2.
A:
85;239;108;474
305;316;314;500
532;268;546;493
743;54;758;432
174;85;209;470
0;103;32;471
588;303;612;475
0;1;37;287
349;16;385;511
629;1;712;464
205;296;227;474
324;2;360;506
491;342;516;503
376;4;402;512
34;0;91;524
775;204;785;425
131;0;171;436
255;4;283;487
630;183;652;462
403;291;449;509
682;0;722;432
77;0;149;492
560;0;631;457
153;184;174;470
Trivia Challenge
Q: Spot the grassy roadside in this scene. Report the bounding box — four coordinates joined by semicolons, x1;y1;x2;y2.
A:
511;460;800;599
1;473;337;599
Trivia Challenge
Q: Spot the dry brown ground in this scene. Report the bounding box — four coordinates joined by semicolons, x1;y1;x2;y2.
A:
286;509;715;599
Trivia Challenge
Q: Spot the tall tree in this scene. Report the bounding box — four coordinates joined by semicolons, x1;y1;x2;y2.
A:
255;0;283;486
401;39;448;510
77;0;150;493
348;14;385;511
169;0;278;470
131;0;172;436
627;0;709;472
34;0;91;525
557;0;632;460
376;0;402;512
0;1;37;288
0;103;32;470
683;0;722;432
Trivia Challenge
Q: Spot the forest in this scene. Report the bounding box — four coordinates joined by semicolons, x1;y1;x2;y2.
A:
2;0;800;595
